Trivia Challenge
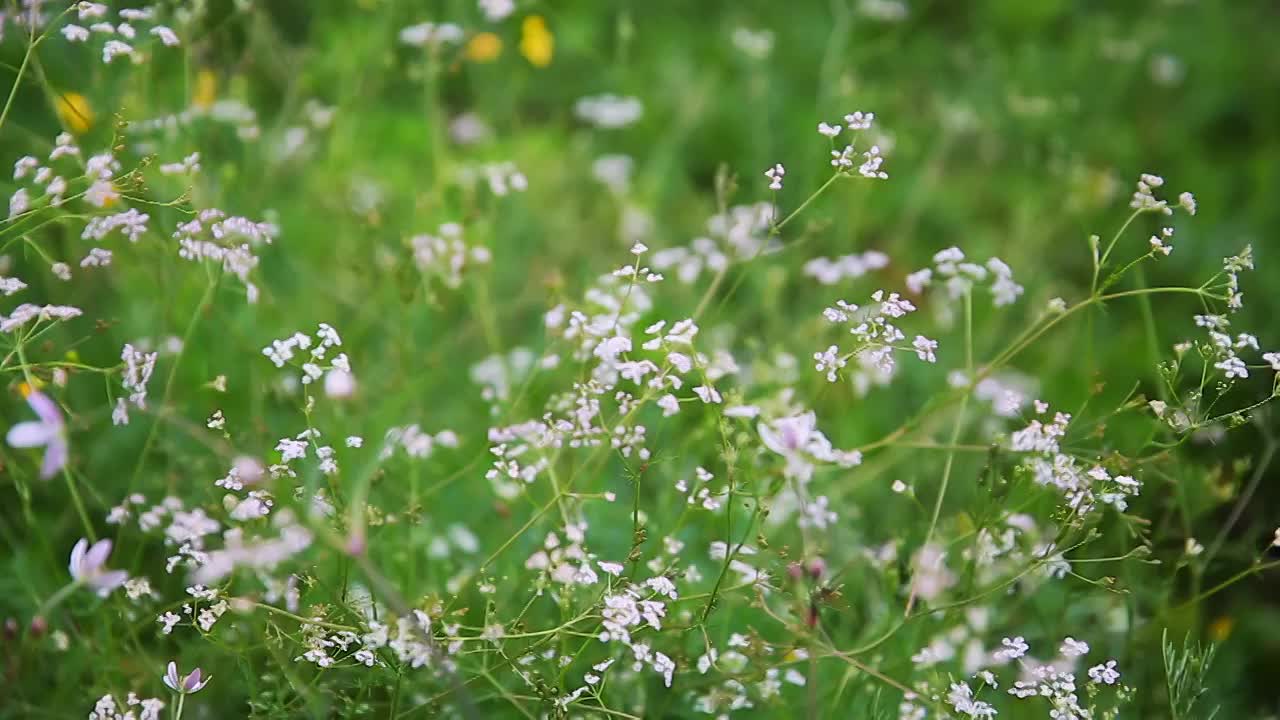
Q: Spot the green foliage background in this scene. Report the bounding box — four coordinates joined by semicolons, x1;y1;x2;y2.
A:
1;0;1278;717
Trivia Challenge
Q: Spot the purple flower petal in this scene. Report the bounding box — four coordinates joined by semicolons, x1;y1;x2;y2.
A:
164;661;180;691
26;391;63;429
6;420;53;449
68;538;88;578
84;538;113;571
92;569;129;596
40;436;68;479
183;668;202;692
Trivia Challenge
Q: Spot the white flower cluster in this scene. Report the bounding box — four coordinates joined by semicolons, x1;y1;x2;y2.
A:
819;111;889;178
692;639;806;713
1196;313;1266;382
1128;172;1196;216
83;208;150;244
129;99;262;141
814;289;935;383
479;0;516;22
913;634;1124;719
399;21;463;48
470;347;546;407
485;420;556;498
359;609;451;670
1011;404;1140;516
731;27;774;59
175;209;278;302
381;424;459;460
525;523;608;587
158;152;201;176
296;622;377;669
905;247;1024;307
597;579;678;686
591;153;634;194
764;163;785;191
757;411;861;482
1221;245;1252;311
409;222;492;287
650;202;777;284
803;249;889;285
193;509;313;584
0;304;83;334
88;692;164;720
62;3;181;64
261;323;353;395
112;343;158;425
8;132;91;219
0;276;26;296
574;94;644;129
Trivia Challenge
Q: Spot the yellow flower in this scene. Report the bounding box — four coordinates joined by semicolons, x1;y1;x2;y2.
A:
519;15;553;68
1208;615;1234;642
54;92;93;134
466;32;503;62
193;69;218;109
18;379;44;398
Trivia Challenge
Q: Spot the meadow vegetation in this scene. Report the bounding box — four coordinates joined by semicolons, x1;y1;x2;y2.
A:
2;1;1279;718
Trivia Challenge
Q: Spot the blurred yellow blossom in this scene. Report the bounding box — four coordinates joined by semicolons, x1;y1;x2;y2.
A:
1209;615;1234;642
466;32;503;62
519;15;553;67
54;92;93;134
193;70;218;109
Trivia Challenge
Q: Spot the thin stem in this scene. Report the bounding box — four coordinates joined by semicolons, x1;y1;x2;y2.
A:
63;468;96;542
1093;209;1143;293
775;172;842;233
129;271;222;492
1203;435;1277;568
253;602;358;632
0;21;36;135
694;172;842;321
1172;559;1280;612
820;647;917;697
31;581;80;623
904;292;973;616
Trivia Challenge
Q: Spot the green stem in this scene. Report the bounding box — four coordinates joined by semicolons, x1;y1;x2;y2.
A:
1172;559;1280;612
31;581;80;622
1093;209;1143;293
129;271;221;492
0;23;35;135
63;467;96;542
774;172;842;233
905;292;973;616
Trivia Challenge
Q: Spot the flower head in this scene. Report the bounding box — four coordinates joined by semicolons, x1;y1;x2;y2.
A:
69;538;128;596
54;92;94;135
7;389;67;479
757;411;860;481
519;15;554;67
163;661;211;694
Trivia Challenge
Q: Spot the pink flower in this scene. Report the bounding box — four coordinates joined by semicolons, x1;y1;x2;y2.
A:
163;661;211;694
6;390;67;479
69;538;128;596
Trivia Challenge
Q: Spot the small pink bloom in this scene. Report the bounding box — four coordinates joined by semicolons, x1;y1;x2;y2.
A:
68;538;128;596
163;661;211;694
6;390;67;479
